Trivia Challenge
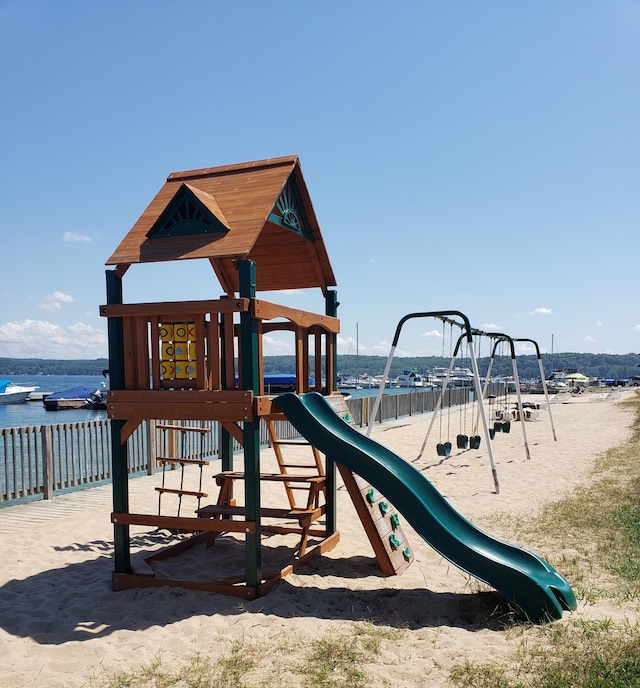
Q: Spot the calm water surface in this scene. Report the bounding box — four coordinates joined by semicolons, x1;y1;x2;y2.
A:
0;375;108;430
0;375;425;431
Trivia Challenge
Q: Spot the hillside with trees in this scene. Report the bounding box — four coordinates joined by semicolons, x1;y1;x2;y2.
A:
0;358;109;376
1;353;638;382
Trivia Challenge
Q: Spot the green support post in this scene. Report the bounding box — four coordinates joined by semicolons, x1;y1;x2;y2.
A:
238;260;262;588
106;269;131;575
325;289;339;536
219;299;234;473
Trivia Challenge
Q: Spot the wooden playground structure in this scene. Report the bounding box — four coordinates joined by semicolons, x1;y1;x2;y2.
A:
102;156;412;599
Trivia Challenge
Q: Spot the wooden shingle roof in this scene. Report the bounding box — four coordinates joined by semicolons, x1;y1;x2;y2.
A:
106;155;337;295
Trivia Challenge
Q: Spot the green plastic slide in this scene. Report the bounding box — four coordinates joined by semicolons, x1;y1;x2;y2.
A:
276;392;576;622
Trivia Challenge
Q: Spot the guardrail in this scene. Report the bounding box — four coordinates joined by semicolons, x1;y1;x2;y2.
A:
1;386;503;505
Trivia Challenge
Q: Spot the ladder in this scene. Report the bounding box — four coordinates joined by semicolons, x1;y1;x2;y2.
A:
155;423;211;517
265;419;325;509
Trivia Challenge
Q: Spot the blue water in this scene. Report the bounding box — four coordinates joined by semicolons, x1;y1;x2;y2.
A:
0;375;108;430
0;375;426;431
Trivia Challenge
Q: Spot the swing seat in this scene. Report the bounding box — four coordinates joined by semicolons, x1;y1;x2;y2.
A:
469;435;481;449
456;434;469;449
436;442;452;457
502;421;511;434
493;421;503;433
489;428;496;440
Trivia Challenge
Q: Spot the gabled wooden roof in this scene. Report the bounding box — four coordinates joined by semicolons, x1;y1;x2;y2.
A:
106;155;337;295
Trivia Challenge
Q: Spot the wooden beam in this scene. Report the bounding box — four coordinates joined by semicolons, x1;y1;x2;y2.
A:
252;300;340;332
220;421;244;444
111;512;256;534
100;298;249;318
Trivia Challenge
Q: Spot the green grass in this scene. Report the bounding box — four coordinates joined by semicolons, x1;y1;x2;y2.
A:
448;391;640;687
89;623;400;688
93;641;259;688
449;618;640;688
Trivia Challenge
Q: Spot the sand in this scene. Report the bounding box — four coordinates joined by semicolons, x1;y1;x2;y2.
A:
0;390;637;687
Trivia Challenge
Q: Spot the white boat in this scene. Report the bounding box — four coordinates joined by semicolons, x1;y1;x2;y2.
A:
429;366;475;389
0;379;38;404
395;370;424;387
337;375;361;390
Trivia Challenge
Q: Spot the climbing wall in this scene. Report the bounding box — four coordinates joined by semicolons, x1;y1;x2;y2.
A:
324;395;414;576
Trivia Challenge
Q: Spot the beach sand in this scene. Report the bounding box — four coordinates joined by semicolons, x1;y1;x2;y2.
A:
0;390;637;687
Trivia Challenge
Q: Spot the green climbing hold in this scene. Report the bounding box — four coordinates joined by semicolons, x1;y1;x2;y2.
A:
379;501;390;515
402;547;412;559
343;413;352;424
366;488;375;504
390;513;401;528
389;533;401;549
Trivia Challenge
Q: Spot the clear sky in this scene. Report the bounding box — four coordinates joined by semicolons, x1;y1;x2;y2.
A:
1;1;638;361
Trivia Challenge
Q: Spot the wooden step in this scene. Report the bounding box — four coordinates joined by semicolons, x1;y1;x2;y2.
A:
156;424;211;434
157;456;210;466
155;487;208;498
197;504;323;521
213;471;324;485
272;439;312;446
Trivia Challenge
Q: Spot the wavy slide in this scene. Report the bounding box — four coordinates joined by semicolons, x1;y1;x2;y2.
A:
276;392;576;622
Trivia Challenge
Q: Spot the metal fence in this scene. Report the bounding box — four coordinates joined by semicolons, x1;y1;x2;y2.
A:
1;386;502;505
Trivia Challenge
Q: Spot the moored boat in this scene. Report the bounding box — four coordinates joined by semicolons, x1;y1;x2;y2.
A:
44;383;108;411
0;379;38;405
395;370;424;387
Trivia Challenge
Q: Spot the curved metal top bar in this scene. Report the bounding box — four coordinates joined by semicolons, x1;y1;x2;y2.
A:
485;332;516;360
392;310;473;348
514;337;542;358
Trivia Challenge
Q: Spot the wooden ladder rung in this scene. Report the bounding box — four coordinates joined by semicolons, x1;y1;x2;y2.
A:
279;463;319;470
272;439;312;446
155;487;208;498
214;472;324;484
157;456;210;466
197;504;322;520
156;424;211;434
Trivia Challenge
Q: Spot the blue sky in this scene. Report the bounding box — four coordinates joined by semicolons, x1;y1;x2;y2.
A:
1;1;638;361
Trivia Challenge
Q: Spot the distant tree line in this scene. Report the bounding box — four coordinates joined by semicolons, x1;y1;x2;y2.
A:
2;352;638;382
0;358;110;376
265;352;640;382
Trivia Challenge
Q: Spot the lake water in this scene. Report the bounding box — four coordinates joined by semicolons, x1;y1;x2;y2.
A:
0;375;108;430
0;375;426;431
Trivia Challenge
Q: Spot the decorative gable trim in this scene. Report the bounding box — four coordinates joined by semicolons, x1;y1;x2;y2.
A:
268;177;313;240
146;183;230;238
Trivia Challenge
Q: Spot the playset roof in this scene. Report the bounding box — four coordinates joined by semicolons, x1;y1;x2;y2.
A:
106;155;336;295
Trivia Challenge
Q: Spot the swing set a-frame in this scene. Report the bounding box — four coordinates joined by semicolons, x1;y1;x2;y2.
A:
366;312;558;495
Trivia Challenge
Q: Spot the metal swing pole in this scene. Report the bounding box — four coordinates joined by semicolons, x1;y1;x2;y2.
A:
487;334;531;461
467;334;500;494
416;332;461;461
367;311;469;439
515;338;558;442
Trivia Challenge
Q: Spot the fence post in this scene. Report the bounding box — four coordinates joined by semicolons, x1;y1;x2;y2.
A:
42;425;54;500
147;419;157;475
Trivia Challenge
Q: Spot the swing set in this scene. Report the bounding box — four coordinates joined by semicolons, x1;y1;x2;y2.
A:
367;311;501;494
367;314;561;495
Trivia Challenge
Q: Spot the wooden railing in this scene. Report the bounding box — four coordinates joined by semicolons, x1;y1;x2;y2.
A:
0;416;304;504
0;385;504;505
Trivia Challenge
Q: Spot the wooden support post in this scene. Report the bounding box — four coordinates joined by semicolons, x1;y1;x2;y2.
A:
42;425;54;500
219;300;235;473
106;268;131;576
325;290;338;395
324;289;339;534
239;259;262;588
146;419;157;475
